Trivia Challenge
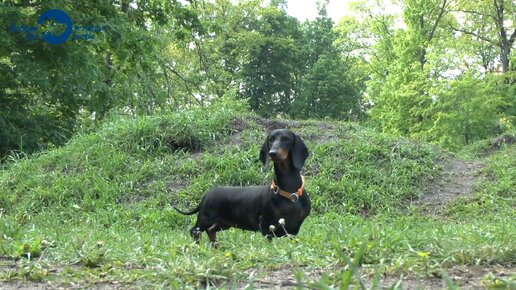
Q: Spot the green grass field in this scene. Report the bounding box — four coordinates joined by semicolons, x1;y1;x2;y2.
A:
1;99;514;289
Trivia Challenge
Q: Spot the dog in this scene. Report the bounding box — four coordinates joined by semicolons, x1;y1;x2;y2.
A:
174;129;310;243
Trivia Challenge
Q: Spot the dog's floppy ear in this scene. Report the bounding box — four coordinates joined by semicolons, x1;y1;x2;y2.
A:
292;134;308;170
260;137;270;172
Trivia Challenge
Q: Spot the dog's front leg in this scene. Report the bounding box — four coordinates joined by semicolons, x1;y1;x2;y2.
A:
258;214;275;241
207;223;219;247
190;227;202;244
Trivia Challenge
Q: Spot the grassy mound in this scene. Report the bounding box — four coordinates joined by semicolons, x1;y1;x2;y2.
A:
0;98;246;214
0;103;437;221
0;99;514;288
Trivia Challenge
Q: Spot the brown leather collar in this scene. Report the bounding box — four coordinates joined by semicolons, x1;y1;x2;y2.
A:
271;176;305;202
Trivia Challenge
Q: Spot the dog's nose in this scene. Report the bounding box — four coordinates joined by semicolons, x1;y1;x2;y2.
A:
269;150;278;159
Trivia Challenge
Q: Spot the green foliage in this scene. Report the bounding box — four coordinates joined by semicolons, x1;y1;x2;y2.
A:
453;0;515;74
0;0;201;157
2;0;363;136
357;0;515;151
0;107;434;219
239;2;303;117
294;54;360;119
169;0;364;120
168;0;263;101
426;73;506;150
292;4;364;121
301;124;436;214
1;0;515;157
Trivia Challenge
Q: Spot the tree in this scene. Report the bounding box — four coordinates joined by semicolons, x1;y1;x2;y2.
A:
168;0;264;102
359;0;514;148
165;0;364;120
239;2;302;117
364;0;456;136
428;72;506;150
0;0;199;156
294;54;360;119
292;1;363;120
449;0;515;74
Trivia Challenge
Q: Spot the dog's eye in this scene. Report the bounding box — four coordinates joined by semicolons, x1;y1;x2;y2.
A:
269;136;275;143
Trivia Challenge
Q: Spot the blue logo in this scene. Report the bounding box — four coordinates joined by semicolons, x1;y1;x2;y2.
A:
37;9;73;45
8;9;104;44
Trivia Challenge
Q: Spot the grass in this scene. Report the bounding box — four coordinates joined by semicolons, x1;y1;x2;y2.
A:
0;98;514;288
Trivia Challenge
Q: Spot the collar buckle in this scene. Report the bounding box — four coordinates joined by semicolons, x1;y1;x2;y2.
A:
270;176;305;202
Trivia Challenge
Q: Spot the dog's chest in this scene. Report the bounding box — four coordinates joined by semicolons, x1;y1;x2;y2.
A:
272;200;307;222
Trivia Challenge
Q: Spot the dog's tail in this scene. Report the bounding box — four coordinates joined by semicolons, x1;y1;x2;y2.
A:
174;205;200;215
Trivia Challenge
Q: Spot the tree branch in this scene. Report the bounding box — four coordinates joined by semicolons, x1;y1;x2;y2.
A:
450;9;490;18
493;0;505;36
428;0;448;41
137;72;159;111
163;64;204;107
449;25;498;46
510;28;516;46
161;62;173;106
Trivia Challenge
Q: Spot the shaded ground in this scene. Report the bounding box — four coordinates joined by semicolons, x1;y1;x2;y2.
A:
482;134;515;156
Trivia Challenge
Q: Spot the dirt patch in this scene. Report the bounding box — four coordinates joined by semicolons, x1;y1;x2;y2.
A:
362;265;515;289
228;117;253;147
229;265;514;289
238;265;325;289
228;117;304;148
228;117;339;146
166;179;189;194
254;117;302;132
230;118;252;134
0;258;130;290
417;156;484;214
0;280;128;290
2;259;513;290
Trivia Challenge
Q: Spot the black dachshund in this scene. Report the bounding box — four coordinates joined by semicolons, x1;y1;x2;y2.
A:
175;129;310;243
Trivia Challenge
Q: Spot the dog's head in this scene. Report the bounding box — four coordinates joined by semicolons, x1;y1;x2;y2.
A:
260;129;308;172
